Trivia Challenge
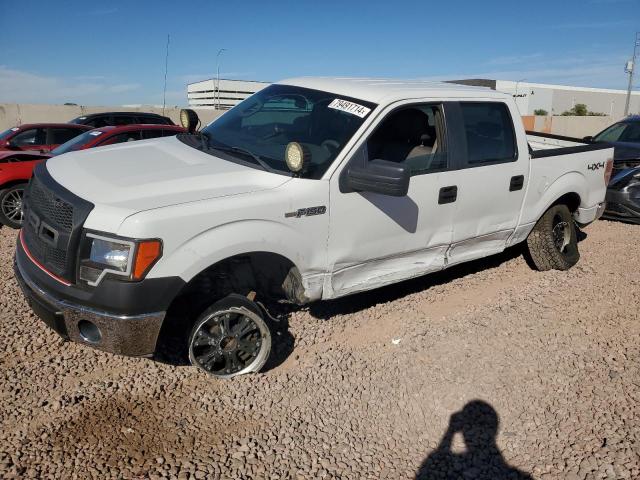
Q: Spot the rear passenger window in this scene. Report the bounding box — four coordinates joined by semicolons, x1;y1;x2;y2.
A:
141;130;164;139
460;102;517;165
91;116;112;128
112;116;133;126
137;116;162;124
50;128;83;144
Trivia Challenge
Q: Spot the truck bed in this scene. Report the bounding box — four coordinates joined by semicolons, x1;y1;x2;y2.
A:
526;131;611;158
516;131;614;230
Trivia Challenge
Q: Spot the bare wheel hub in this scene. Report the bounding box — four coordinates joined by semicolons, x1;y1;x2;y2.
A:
552;215;571;253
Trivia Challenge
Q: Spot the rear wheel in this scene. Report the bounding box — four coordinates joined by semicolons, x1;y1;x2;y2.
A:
526;204;580;271
0;184;27;229
188;294;272;379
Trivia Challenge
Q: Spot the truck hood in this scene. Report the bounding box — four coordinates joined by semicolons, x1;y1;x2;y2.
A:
46;136;291;214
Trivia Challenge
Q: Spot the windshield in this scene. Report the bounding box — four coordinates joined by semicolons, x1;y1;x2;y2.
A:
0;128;18;141
594;122;640;143
199;84;377;178
50;130;103;155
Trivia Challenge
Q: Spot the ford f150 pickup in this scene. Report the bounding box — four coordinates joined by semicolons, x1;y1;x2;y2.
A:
14;78;614;379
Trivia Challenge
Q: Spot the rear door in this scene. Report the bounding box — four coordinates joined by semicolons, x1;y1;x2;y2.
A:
444;101;529;266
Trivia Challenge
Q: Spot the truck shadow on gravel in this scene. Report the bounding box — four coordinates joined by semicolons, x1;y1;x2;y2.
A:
415;400;532;480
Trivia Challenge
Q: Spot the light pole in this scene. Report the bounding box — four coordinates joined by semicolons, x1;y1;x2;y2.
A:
514;78;526;113
623;32;639;117
216;48;227;110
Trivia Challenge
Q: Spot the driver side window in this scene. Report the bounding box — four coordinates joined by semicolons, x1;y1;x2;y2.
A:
366;104;447;176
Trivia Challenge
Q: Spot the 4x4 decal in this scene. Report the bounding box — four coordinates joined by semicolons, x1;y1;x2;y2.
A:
588;162;605;171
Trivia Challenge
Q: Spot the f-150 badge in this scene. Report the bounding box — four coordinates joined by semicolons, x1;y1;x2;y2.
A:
285;206;327;218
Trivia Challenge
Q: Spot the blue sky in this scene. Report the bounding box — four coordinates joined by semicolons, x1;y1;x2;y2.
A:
0;0;638;106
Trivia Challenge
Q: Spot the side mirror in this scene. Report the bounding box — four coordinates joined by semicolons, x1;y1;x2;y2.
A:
583;136;594;142
346;159;410;197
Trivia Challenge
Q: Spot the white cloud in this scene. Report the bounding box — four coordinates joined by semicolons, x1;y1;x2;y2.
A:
0;66;141;105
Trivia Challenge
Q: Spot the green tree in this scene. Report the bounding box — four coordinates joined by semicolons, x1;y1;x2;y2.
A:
559;103;606;116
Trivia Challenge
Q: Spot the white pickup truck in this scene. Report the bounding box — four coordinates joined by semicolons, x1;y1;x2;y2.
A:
14;78;613;378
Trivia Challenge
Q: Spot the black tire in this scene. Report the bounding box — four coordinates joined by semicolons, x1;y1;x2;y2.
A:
526;204;580;271
187;294;272;379
0;184;27;229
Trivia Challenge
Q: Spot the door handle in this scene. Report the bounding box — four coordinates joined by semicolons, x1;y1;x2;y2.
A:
510;175;525;191
438;185;458;204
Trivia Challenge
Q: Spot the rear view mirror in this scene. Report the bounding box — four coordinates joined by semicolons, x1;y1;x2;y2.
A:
346;159;410;197
583;136;594;142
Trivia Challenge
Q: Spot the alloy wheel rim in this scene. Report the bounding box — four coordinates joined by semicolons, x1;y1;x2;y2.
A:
189;306;271;379
1;188;24;223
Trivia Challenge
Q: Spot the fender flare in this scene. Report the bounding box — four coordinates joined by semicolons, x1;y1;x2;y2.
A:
146;219;325;301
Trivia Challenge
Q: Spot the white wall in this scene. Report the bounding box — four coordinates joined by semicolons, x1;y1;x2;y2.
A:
496;80;640;117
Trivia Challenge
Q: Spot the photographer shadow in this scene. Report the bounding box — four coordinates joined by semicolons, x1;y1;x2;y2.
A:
416;400;532;480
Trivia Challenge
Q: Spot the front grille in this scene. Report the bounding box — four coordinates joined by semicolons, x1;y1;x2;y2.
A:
28;179;74;230
21;164;94;282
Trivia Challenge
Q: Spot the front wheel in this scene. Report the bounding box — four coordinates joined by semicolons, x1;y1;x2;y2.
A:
526;204;580;271
0;184;27;229
188;294;272;379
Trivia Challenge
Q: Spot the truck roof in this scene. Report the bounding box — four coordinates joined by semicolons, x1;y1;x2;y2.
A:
277;77;509;104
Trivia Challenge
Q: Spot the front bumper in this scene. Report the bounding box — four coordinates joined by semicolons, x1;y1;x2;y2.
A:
14;237;185;357
602;188;640;224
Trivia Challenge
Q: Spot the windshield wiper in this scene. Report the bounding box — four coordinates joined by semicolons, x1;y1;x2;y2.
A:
210;143;275;172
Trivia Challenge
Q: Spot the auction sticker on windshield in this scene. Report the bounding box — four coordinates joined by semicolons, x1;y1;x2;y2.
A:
328;99;371;118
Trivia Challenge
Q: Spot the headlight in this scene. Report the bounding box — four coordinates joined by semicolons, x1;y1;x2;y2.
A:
79;232;162;286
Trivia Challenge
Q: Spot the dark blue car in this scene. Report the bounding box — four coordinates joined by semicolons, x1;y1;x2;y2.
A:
590;116;640;223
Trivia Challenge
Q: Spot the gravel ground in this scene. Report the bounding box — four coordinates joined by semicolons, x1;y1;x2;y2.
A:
1;220;639;480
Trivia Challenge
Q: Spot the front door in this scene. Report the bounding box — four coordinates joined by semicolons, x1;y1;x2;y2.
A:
327;102;457;299
9;128;48;152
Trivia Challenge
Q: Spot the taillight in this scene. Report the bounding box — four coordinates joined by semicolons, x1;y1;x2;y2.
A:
604;158;613;185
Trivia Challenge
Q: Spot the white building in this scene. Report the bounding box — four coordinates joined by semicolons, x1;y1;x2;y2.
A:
449;79;640;117
187;78;269;110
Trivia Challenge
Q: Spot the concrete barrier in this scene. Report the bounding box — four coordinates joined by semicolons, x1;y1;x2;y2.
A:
522;115;622;138
0;104;223;130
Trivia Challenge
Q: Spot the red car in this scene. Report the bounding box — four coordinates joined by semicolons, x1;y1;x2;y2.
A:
0;124;186;228
0;123;91;152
